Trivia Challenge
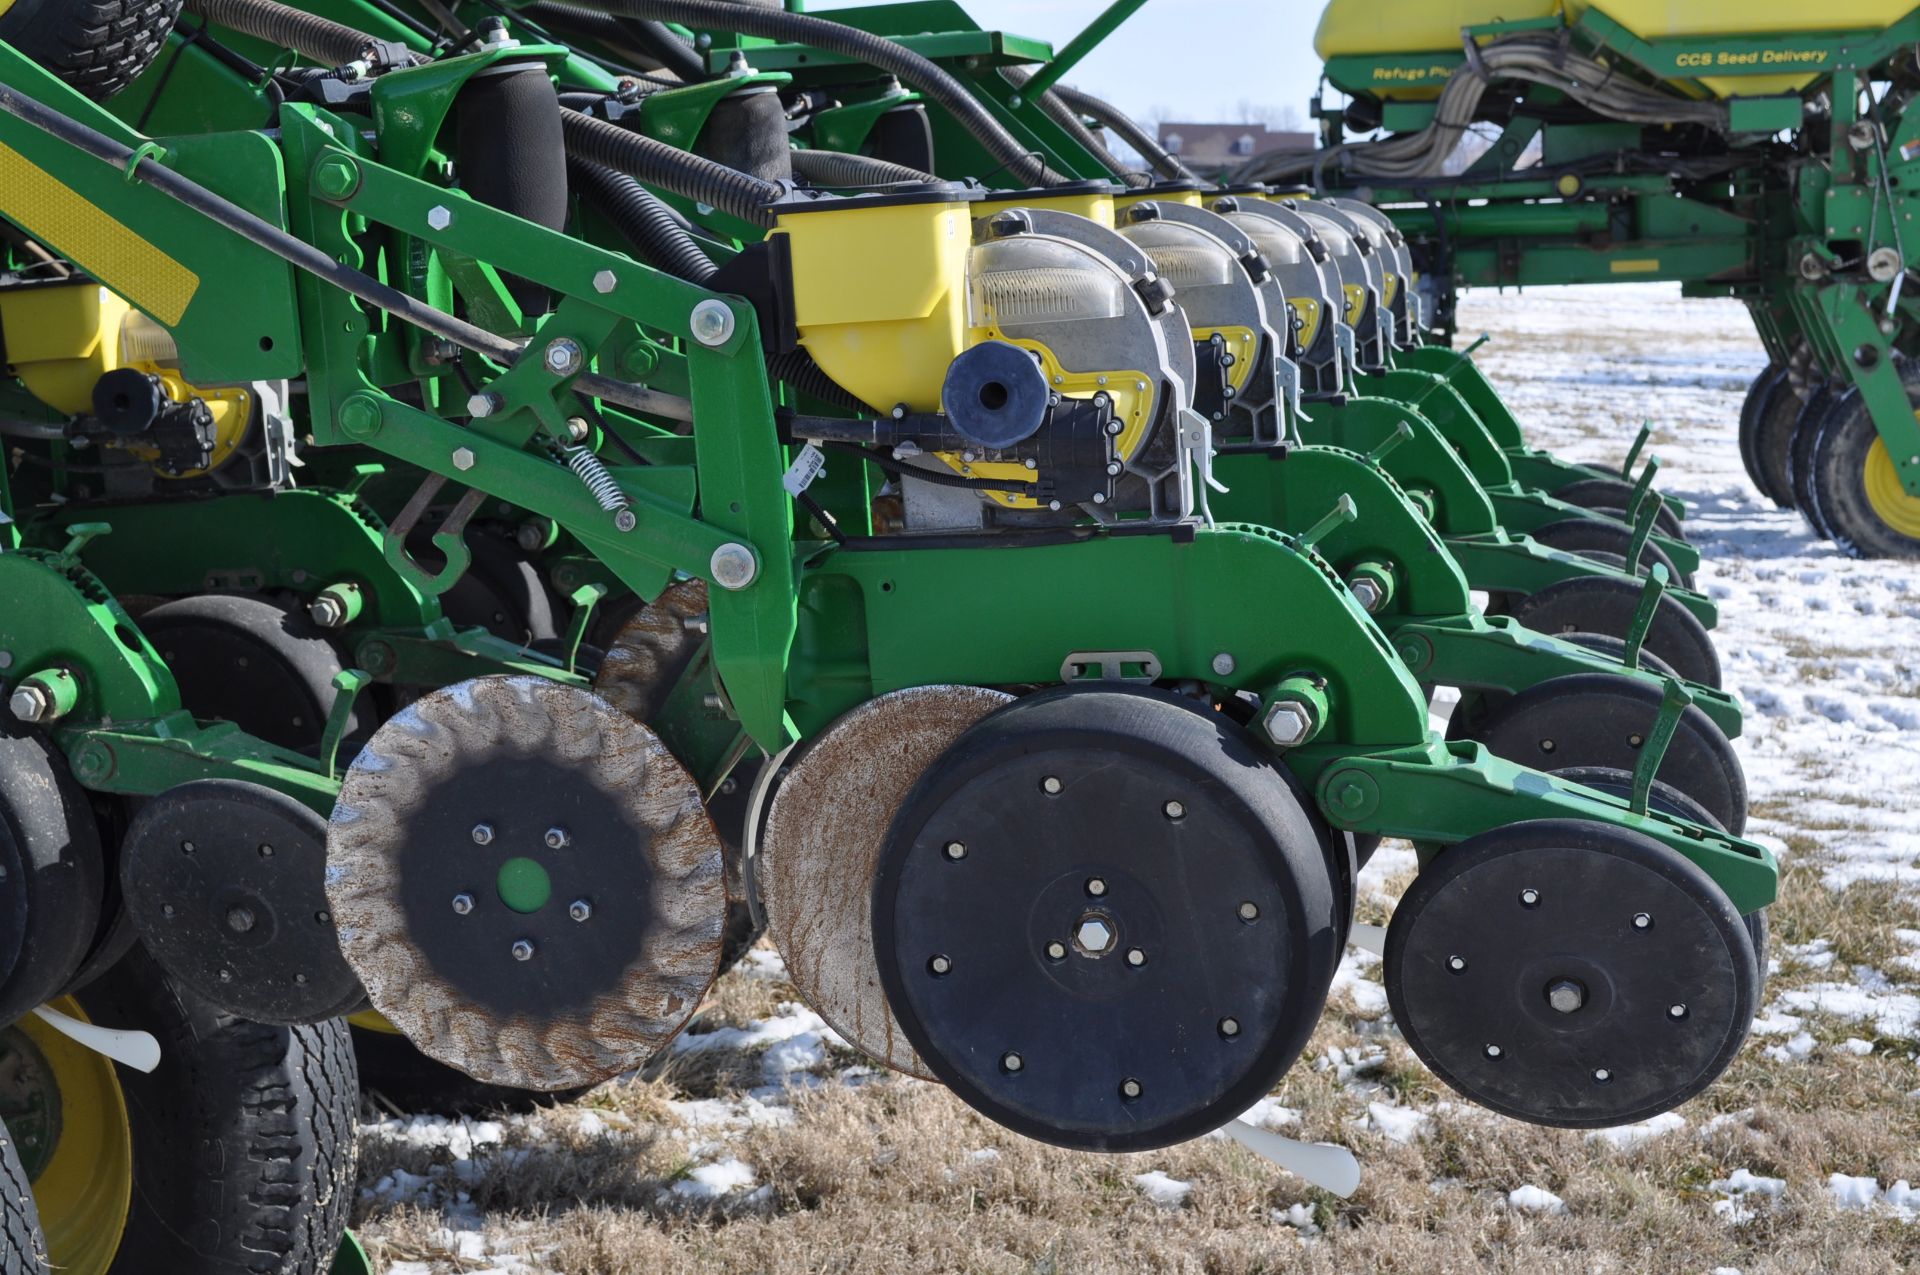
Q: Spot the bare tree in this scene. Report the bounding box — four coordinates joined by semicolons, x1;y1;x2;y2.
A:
1233;99;1304;132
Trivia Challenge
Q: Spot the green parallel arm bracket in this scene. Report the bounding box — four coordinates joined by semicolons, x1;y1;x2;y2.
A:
1816;281;1920;497
1389;612;1742;740
350;625;591;689
1620;421;1653;478
1624;459;1663;577
1316;739;1777;914
561;583;608;675
1017;0;1150;101
59;718;339;816
1485;487;1700;577
1446;532;1715;629
0;552;180;722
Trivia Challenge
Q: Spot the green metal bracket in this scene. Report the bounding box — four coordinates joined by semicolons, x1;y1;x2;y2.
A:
562;582;608;675
58;522;111;559
322;669;372;780
1619;421;1652;478
1017;0;1150;101
1624;456;1663;576
1622;563;1670;672
1631;678;1695;817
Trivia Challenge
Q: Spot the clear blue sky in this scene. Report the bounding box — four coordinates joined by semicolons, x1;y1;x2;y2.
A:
811;0;1332;135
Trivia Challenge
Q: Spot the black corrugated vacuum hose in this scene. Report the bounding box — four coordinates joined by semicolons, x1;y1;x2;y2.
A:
788;147;937;188
182;0;382;66
562;107;785;227
589;0;1065;187
568;156;718;283
1004;66;1149;188
530;1;709;81
1049;82;1195;183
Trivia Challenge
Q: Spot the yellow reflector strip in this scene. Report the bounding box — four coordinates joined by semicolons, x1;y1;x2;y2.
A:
1609;259;1662;275
0;141;199;324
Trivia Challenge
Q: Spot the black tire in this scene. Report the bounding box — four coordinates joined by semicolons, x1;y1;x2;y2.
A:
1559;632;1682;680
1738;364;1784;499
0;0;183;100
0;1114;47;1274
1451;673;1748;834
1787;381;1839;531
1806;361;1920;559
1552;477;1685;539
350;1019;589;1116
12;945;356;1274
1528;518;1693;591
1751;363;1805;508
1511;575;1722;690
0;719;105;1024
140;592;367;756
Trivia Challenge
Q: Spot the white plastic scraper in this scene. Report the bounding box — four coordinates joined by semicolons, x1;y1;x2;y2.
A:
1225;1120;1362;1198
32;1003;161;1073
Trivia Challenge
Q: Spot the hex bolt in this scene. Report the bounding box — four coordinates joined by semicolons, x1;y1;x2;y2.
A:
689;299;737;347
1120;1078;1143;1100
426;205;453;231
1126;947;1146;967
452;893;475;915
1632;912;1652;929
1519;887;1541;908
545;826;571;850
1447;955;1468;973
1045;941;1067;961
1546;979;1585;1014
1238;901;1260;922
543;338;584;377
944;841;967;861
1484;1043;1504;1059
1261;700;1315;750
1075;917;1115;954
467;392;501;419
1668;1003;1688;1020
1041;775;1063;795
9;685;53;723
1001;1051;1024;1073
1211;652;1236;677
309;593;349;629
615;509;638;533
451;446;477;472
471;823;495;845
1086;877;1108;897
1219;1017;1240;1038
511;939;535;961
710;542;758;591
226;905;256;934
928;954;953;975
1164;800;1185;820
593;269;618;294
569;899;593;922
1350;578;1385;614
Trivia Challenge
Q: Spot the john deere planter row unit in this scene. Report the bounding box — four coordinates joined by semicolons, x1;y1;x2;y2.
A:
0;0;1780;1268
1252;0;1920;559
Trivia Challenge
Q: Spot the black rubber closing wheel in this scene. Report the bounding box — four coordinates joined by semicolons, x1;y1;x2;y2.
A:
1552;478;1685;540
1738;364;1785;500
1451;672;1748;834
0;1114;47;1274
1385;818;1757;1129
140;592;367;756
1529;518;1693;591
1807;360;1920;560
0;719;105;1024
0;0;183;100
1751;365;1805;508
1787;382;1840;531
121;779;363;1025
873;686;1342;1152
1511;575;1721;690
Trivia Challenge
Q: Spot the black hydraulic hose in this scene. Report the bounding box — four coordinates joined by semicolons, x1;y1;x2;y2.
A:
563;107;784;228
182;0;381;66
788;147;936;188
0;83;688;420
1004;67;1147;189
769;349;874;416
590;0;1064;186
531;1;708;80
1049;82;1194;182
569;156;717;283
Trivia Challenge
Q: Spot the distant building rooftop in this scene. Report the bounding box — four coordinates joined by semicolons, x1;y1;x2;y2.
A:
1156;122;1314;172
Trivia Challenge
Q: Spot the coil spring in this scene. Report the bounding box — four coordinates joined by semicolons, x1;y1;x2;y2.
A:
567;446;630;512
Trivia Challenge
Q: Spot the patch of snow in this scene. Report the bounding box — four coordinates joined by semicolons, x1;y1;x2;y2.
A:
1363;1101;1431;1144
1830;1173;1883;1210
1763;1032;1818;1062
1238;1096;1301;1129
1507;1184;1567;1214
1271;1202;1320;1235
1773;981;1920;1040
671;1157;759;1200
1587;1111;1686;1150
1842;1037;1876;1056
1133;1170;1193;1208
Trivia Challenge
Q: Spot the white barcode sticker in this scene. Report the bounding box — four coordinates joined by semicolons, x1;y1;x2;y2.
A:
782;442;827;496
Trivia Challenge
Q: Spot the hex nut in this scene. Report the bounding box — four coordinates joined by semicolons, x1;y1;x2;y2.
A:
710;542;758;591
1350;578;1385;613
689;298;736;347
593;269;618;294
1261;699;1315;749
427;205;454;231
1546;979;1585;1014
1073;917;1115;955
451;447;477;471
